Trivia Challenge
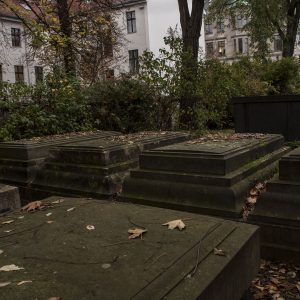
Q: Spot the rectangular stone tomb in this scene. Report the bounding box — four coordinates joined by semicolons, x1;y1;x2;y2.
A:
0;131;120;188
0;196;260;300
0;184;20;212
250;146;300;263
120;134;287;218
31;132;190;199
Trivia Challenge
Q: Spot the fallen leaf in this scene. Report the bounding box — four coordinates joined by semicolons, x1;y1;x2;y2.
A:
18;216;24;219
255;285;265;292
4;230;14;233
52;199;64;204
128;228;147;239
46;221;54;224
0;282;11;287
1;220;14;225
0;250;3;255
271;277;280;285
247;196;257;204
0;264;24;272
21;201;42;212
162;219;186;230
67;207;75;212
17;280;32;286
46;213;52;217
287;271;296;278
86;225;95;230
296;282;300;292
250;189;258;197
48;297;60;300
255;182;265;190
214;248;227;256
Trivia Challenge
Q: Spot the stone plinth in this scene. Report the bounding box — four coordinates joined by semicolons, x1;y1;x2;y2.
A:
0;131;120;188
0;184;20;212
120;134;287;219
0;196;260;300
31;132;190;199
250;146;300;263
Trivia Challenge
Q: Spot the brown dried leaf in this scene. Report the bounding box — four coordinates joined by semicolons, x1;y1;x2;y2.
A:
162;219;186;230
17;280;32;286
296;282;300;292
250;189;258;197
128;228;147;239
247;196;257;204
21;201;42;212
48;297;60;300
255;285;265;292
271;278;280;285
0;282;11;288
1;220;14;225
214;248;227;257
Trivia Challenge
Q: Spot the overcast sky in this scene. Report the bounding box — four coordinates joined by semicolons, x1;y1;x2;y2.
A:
147;0;205;55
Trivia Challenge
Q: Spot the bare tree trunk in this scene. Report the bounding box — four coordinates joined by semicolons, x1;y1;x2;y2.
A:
177;0;205;129
56;0;76;76
282;2;300;57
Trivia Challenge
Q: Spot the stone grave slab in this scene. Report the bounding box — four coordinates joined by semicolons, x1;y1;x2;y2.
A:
0;196;260;300
31;132;190;199
250;146;300;263
120;134;288;219
0;131;120;196
0;184;20;212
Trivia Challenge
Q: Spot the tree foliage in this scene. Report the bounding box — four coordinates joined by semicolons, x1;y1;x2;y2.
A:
0;0;123;81
208;0;300;58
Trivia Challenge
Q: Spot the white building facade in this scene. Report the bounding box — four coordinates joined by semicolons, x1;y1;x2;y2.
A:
204;15;300;62
0;12;44;84
0;0;150;84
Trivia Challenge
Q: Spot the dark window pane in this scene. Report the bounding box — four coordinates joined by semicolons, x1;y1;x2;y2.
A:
14;65;24;83
129;49;139;73
35;66;43;82
126;11;136;33
11;28;21;47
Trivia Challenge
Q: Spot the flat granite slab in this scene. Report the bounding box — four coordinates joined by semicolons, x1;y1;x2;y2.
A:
30;132;190;199
0;184;20;212
0;197;259;300
249;146;300;263
120;134;287;219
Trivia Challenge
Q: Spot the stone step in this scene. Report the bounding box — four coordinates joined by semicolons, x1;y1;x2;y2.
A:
0;184;21;212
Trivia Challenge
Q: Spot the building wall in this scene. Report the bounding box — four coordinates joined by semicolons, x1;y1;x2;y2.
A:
204;17;300;63
114;0;149;75
0;17;43;84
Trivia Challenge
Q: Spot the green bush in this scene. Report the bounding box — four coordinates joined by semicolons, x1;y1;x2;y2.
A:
84;77;174;132
0;73;92;141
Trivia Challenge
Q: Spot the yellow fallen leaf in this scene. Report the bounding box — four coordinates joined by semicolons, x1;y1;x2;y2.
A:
214;248;227;256
0;264;24;272
128;228;147;239
21;201;42;212
162;219;186;230
0;282;11;287
67;207;75;212
1;220;14;225
17;280;32;286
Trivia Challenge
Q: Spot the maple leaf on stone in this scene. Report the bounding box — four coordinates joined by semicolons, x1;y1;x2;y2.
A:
162;219;186;230
21;201;42;212
128;228;147;239
214;248;227;257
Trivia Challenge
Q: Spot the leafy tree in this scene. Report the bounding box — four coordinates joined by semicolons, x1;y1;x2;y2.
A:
0;0;123;81
177;0;205;128
208;0;300;58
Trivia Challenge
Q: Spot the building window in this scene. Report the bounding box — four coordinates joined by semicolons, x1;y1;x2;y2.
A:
35;66;43;83
129;49;139;73
245;38;249;53
14;65;24;83
205;21;213;34
206;42;214;56
274;37;283;52
126;11;136;33
0;64;2;82
106;69;115;80
236;15;243;29
238;38;243;53
218;41;226;56
216;19;225;33
11;28;21;47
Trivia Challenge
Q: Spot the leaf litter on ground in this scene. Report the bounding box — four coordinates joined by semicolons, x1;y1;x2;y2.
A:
21;201;43;212
0;264;24;272
128;228;147;239
162;219;186;230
